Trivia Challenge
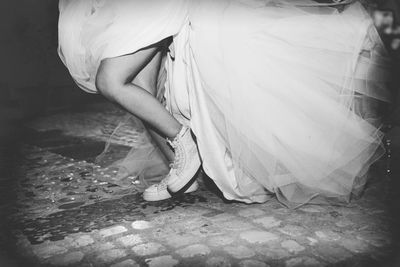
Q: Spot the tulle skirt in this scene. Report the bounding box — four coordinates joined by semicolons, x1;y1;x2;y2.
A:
58;0;391;207
164;0;390;207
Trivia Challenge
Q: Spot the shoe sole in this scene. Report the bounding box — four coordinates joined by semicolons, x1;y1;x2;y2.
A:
143;181;199;202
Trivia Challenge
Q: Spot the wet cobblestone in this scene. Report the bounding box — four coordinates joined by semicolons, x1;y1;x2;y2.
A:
2;102;399;266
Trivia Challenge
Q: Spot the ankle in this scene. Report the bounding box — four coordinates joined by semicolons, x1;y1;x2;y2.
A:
166;125;182;140
167;125;187;143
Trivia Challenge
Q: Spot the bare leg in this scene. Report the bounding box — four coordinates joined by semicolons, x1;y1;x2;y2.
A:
96;43;200;201
148;128;175;162
132;47;174;162
96;46;181;139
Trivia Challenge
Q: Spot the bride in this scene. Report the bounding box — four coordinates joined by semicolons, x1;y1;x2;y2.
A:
58;0;390;208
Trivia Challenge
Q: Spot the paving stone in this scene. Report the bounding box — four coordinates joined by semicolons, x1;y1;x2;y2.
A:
94;242;115;251
174;206;215;217
131;242;166;256
131;220;153;230
48;251;84;266
255;245;291;260
165;234;198;248
253;216;282;229
356;232;392;248
99;225;128;237
117;234;143;247
315;230;341;241
341;238;370;253
238;259;269;267
273;207;291;215
145;255;179;267
158;217;210;238
237;208;266;217
300;206;325;213
56;237;74;248
152;227;176;240
189;221;222;237
224;245;256;259
209;213;237;222
202;210;225;218
72;235;94;248
111;259;140;267
306;237;318;246
176;244;211;258
207;235;235;247
314;244;353;263
285;256;321;267
13;104;397;267
96;249;127;263
206;256;232;267
149;212;184;225
281;240;305;254
328;211;342;218
333;207;359;216
33;244;68;259
335;219;354;228
240;231;279;244
279;225;307;237
219;219;255;231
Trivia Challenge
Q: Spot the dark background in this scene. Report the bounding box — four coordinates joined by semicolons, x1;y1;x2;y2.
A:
0;0;102;131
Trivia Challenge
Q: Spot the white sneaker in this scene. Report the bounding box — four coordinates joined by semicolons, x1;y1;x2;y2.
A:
143;180;199;201
166;126;201;193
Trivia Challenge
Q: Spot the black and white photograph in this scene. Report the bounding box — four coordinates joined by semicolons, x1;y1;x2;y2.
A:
1;0;400;266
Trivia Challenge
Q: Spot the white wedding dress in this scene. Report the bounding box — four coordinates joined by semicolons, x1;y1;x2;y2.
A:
58;0;390;207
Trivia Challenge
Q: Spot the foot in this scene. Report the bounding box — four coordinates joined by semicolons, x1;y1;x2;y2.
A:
166;126;201;193
143;180;199;201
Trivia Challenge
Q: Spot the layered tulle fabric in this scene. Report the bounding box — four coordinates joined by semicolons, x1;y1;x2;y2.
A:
58;0;390;207
165;0;390;207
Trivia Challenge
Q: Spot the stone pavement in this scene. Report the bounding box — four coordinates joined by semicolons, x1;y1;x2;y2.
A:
1;102;399;267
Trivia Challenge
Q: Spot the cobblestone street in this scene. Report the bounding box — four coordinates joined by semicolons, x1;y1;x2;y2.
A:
1;102;399;267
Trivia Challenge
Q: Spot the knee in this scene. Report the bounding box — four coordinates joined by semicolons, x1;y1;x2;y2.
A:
95;62;123;100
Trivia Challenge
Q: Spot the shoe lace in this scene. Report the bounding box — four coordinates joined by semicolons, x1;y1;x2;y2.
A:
169;140;185;173
153;175;169;191
158;177;168;189
167;127;188;174
155;133;186;191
